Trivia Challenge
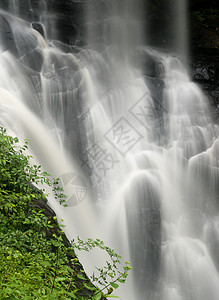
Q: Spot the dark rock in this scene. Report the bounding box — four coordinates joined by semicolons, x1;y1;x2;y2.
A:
191;49;219;116
31;22;45;37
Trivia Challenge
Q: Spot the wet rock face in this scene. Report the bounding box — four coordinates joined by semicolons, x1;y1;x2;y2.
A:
0;14;15;54
124;174;162;298
0;12;44;72
191;50;219;122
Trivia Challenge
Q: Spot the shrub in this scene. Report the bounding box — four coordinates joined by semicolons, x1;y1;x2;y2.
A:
0;127;131;299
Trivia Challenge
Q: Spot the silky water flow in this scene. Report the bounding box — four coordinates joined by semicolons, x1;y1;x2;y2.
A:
0;1;219;299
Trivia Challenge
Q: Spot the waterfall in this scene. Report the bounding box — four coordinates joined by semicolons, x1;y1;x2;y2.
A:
174;0;189;62
0;1;219;299
8;0;19;16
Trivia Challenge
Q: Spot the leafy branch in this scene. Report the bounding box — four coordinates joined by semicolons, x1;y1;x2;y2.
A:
72;237;132;299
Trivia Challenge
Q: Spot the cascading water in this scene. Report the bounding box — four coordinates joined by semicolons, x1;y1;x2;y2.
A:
0;1;219;299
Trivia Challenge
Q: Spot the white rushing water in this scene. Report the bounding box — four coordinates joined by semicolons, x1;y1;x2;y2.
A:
0;1;219;299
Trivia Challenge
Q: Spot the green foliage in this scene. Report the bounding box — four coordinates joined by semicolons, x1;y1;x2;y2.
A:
0;127;131;299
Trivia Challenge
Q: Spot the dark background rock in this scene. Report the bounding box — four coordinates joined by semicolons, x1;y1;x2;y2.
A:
191;49;219;123
188;0;219;117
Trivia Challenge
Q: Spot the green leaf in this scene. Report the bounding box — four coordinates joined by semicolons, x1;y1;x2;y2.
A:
92;292;102;300
117;278;126;283
77;274;87;281
84;283;97;291
110;282;119;289
56;277;66;282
